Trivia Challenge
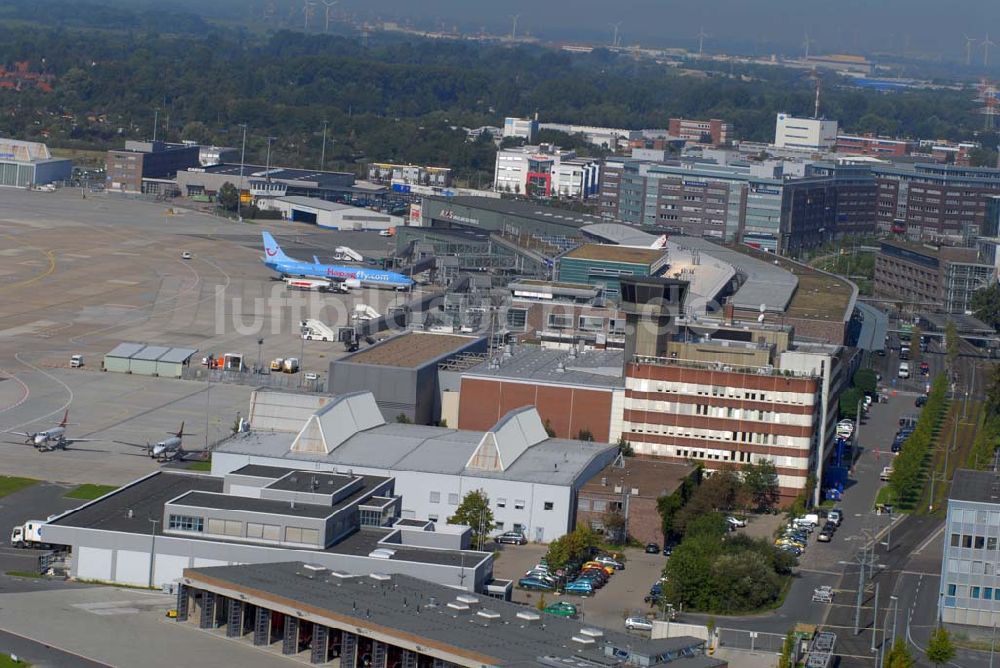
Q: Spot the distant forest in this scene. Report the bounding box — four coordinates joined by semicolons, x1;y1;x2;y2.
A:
0;3;996;184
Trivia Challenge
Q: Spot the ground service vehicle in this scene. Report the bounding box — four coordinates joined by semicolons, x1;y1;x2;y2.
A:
70;354;83;368
898;362;910;379
270;358;284;372
10;521;47;548
283;358;300;374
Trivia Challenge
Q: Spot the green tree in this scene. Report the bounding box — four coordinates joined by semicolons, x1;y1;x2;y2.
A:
180;120;213;144
576;428;594;441
971;283;1000;330
777;630;796;668
840;386;864;419
602;509;627;544
544;525;599;571
926;626;955;666
217;181;240;212
618;437;634;457
742;460;780;512
945;320;960;371
853;368;879;395
447;489;495;549
884;637;915;668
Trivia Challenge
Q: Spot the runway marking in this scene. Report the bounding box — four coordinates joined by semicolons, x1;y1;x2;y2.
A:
0;371;30;414
0;235;55;290
6;351;75;430
105;279;139;285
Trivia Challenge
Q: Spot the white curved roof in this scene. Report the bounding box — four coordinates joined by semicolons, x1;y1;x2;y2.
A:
291;392;386;454
466;406;548;472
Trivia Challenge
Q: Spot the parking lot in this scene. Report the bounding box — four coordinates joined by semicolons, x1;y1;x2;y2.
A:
493;542;673;632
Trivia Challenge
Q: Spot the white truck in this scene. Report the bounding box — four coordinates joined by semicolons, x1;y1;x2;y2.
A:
300;319;336;342
10;520;47;548
282;357;300;374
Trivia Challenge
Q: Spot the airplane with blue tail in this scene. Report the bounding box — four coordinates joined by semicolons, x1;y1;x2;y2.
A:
261;231;413;290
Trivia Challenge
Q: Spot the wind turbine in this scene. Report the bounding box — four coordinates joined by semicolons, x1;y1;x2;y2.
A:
965;35;978;66
302;0;316;31
610;22;622;48
984;34;996;67
696;27;708;57
803;31;815;59
509;14;520;40
322;0;338;33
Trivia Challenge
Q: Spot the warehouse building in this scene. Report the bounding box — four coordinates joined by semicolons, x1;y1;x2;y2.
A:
264;196;403;231
0;138;72;188
458;346;625;443
103;342;197;378
43;464;500;593
213;391;618;543
175;561;722;667
329;331;487;425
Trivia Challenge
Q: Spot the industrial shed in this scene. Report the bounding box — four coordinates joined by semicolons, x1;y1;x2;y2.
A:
103;343;197;378
267;196;403;230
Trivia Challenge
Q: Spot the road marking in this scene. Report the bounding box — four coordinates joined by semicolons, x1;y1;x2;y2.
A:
914;523;945;554
797;568;842;576
0;235;56;290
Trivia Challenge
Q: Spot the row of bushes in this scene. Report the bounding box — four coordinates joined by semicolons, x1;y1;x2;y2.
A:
888;374;948;508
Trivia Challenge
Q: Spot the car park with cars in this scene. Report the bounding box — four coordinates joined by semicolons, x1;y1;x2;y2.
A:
564;580;595;595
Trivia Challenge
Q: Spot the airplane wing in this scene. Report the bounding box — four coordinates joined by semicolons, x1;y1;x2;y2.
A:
66;438;97;443
1;441;37;447
4;431;31;438
113;440;150;449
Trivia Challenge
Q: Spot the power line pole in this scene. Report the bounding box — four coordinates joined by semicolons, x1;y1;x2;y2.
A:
237;123;248;222
320;120;328;171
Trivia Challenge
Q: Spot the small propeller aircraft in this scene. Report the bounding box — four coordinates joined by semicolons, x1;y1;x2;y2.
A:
4;410;99;452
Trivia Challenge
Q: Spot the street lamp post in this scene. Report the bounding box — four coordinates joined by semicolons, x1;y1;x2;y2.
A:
237;123;248;222
147;517;160;587
871;582;879;652
257;338;264;375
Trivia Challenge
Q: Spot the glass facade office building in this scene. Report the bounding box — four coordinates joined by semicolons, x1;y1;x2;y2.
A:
940;469;1000;627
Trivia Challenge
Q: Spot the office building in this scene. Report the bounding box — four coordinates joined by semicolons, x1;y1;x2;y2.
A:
493;144;600;198
367;162;452;188
773;114;838;151
873;163;1000;239
176;163;363;204
939;469;1000;629
874;241;995;314
502;116;539;143
0;138;72;188
577;458;697;545
668;118;732;146
835;134;912;158
176;561;723;667
106;140;200;193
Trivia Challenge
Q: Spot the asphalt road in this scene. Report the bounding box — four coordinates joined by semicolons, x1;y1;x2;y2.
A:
0;627;110;667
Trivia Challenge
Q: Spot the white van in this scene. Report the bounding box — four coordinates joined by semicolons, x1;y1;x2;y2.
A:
898;362;910;379
70;354;84;368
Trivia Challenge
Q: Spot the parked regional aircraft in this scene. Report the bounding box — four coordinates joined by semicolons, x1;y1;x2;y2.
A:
5;410;98;451
261;231;413;289
115;422;202;462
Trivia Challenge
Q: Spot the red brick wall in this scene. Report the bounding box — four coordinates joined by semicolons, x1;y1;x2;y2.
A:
459;377;614;442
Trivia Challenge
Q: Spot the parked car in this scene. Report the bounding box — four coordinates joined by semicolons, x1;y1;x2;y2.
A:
778;544;803;556
880;466;894;481
915;395;928;408
497;531;527;545
827;509;843;526
582;561;616;575
919;361;930;376
645;543;661;554
662;544;675;557
518;577;553;591
898;362;910;379
822;521;837;534
543;602;577;618
593;555;624;570
817;527;834;543
564;580;594;595
726;516;747;528
181;251;193;260
625;616;654;632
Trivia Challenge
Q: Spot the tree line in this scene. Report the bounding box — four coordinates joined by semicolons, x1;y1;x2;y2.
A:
1;14;999;186
888;374;948;508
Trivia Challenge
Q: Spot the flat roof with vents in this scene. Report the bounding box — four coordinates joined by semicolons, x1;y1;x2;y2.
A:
340;332;484;368
183;561;719;667
950;469;1000;504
